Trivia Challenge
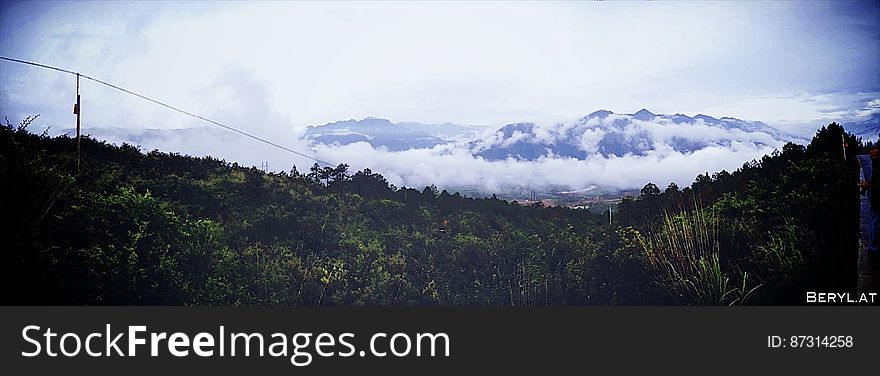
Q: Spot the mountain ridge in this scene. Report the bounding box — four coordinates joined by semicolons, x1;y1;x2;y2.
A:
470;109;786;160
301;109;789;160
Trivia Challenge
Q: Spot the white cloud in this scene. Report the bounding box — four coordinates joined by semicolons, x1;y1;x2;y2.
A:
578;128;605;153
70;108;786;193
2;1;877;137
857;98;880;117
500;130;530;147
0;1;874;194
306;139;778;193
303;111;788;192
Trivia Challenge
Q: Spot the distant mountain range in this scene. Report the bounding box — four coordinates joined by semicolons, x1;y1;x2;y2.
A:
303;109;789;160
470;109;786;160
62;108;800;166
302;117;487;151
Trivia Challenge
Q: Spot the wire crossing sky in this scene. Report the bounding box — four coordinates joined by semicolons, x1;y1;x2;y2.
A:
2;1;878;131
0;1;878;190
0;56;334;166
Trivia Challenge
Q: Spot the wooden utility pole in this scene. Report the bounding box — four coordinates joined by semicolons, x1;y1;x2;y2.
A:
608;203;612;226
74;73;81;171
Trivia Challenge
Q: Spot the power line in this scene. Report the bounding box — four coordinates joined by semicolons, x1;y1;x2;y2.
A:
0;56;79;75
0;56;334;167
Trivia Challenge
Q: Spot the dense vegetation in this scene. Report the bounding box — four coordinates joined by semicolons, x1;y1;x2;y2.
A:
616;124;864;304
0;117;865;305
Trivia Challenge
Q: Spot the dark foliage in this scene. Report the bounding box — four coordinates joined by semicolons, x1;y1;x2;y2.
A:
0;119;862;305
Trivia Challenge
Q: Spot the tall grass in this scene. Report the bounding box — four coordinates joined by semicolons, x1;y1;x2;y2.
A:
639;206;761;305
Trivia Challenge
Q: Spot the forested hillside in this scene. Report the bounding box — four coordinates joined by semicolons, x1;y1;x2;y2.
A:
0;117;864;305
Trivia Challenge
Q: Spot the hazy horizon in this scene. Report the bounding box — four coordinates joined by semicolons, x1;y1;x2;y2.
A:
1;1;878;192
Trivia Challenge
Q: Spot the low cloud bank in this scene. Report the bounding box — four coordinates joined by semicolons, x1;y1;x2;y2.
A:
312;138;782;192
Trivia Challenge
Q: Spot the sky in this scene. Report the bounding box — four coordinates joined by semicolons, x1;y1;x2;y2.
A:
1;1;878;191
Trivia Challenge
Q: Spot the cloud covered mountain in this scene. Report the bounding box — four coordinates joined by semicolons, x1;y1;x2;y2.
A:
298;109;792;193
303;117;484;151
470;109;786;161
60;109;794;194
303;109;789;163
